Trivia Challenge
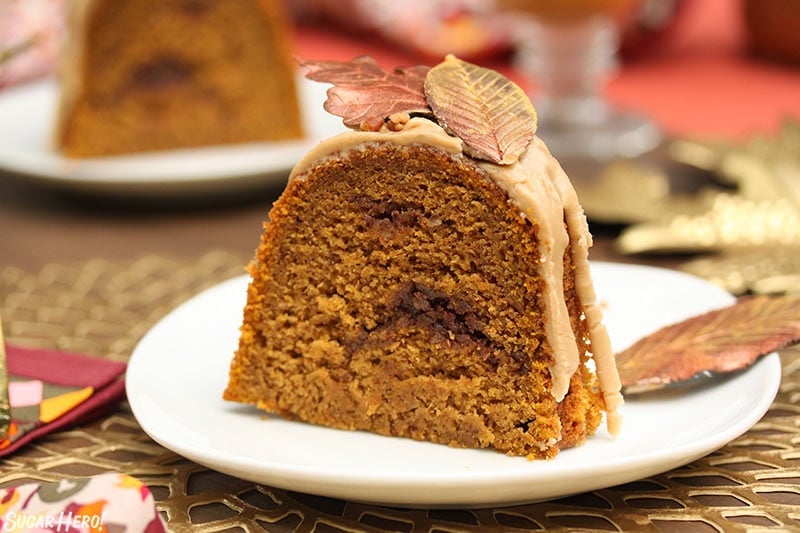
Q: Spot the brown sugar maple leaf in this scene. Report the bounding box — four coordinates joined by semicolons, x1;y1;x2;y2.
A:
617;295;800;394
300;56;432;131
424;55;536;165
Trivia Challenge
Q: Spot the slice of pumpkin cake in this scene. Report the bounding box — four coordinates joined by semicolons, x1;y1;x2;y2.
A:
54;0;302;157
224;55;622;459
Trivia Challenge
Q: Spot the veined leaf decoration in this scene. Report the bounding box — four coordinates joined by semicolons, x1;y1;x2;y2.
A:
423;54;536;164
300;56;431;131
618;295;800;394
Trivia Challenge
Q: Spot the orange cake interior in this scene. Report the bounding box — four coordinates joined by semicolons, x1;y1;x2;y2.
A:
224;57;622;459
54;0;303;157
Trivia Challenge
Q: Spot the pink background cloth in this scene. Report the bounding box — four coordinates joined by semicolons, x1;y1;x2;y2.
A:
606;0;800;139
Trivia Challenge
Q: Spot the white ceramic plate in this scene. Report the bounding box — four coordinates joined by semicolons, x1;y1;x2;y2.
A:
0;76;344;196
127;262;782;508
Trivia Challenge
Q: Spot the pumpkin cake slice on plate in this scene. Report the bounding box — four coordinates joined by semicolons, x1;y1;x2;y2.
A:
224;55;622;459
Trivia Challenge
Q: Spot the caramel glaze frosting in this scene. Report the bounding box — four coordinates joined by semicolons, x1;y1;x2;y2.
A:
290;116;623;436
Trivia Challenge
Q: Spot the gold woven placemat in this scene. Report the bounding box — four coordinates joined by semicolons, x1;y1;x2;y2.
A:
1;251;799;532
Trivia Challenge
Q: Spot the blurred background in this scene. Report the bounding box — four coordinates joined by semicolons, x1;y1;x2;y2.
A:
1;1;799;530
1;0;799;281
4;0;799;136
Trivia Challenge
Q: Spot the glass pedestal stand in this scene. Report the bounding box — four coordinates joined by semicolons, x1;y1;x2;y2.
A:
514;15;661;160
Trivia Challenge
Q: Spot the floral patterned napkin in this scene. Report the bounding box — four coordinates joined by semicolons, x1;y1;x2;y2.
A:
0;345;126;457
0;472;166;532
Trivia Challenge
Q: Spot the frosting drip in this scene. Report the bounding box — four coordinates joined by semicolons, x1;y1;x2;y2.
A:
290;117;622;435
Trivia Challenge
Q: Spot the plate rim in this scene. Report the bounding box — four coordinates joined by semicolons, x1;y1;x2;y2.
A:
126;261;782;507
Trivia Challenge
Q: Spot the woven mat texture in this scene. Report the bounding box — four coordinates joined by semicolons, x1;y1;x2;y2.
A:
1;251;799;532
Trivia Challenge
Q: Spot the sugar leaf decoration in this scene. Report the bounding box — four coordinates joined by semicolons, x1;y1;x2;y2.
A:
424;55;536;165
301;55;537;164
617;295;800;394
300;56;431;131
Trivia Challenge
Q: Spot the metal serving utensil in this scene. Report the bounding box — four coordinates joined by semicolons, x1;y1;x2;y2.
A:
622;369;726;397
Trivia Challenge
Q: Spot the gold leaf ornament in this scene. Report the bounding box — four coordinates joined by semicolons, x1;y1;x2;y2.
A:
424;55;537;164
616;121;800;255
680;248;800;296
617;295;800;394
